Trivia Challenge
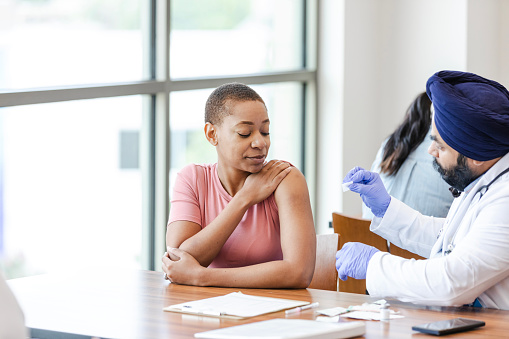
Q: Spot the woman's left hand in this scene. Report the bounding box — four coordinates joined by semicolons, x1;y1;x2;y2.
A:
240;160;292;206
162;247;205;285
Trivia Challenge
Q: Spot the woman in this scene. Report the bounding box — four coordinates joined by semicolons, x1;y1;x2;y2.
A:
362;92;453;219
162;83;316;288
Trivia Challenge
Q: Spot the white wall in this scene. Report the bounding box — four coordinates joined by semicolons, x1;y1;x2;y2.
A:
316;0;344;235
316;0;509;234
466;0;509;86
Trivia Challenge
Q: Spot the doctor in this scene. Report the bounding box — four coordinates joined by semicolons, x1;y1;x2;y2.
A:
336;70;509;309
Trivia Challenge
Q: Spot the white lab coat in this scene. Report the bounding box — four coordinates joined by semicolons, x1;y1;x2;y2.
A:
366;152;509;310
0;273;27;339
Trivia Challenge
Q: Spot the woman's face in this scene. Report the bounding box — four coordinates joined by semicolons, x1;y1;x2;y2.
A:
214;100;271;174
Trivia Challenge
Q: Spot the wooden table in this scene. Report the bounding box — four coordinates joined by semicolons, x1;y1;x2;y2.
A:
8;268;509;338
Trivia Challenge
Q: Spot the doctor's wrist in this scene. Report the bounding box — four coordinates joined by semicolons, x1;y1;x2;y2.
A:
372;196;391;218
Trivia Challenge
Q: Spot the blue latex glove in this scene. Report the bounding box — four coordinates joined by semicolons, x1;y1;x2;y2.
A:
335;242;380;281
343;167;391;217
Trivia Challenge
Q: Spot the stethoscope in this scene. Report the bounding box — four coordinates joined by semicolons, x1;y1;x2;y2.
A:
448;167;509;199
442;166;509;255
474;166;509;199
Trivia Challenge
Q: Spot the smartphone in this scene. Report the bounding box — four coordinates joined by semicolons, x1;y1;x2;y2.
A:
412;317;485;336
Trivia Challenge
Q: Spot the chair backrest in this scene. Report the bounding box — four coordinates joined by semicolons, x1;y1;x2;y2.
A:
308;233;339;291
332;212;424;294
332;212;387;294
389;243;425;260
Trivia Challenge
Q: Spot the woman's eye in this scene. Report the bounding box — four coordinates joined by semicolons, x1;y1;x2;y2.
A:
262;132;270;136
238;133;250;138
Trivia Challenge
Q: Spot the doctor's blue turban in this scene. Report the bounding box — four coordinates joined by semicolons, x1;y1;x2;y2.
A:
426;70;509;161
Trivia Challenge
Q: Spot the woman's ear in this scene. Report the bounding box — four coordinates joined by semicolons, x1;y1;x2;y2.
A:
204;122;218;146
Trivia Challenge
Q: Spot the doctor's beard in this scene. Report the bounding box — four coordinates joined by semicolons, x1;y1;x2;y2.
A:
433;154;480;192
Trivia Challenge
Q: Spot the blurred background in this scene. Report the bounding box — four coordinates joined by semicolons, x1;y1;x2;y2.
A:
1;0;508;279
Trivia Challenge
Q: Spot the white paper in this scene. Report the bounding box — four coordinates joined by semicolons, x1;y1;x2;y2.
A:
318;301;404;322
340;311;404;321
164;292;308;318
194;318;366;339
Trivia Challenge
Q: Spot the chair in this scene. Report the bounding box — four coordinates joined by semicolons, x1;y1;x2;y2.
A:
332;213;386;294
308;233;339;291
389;243;424;259
332;212;424;294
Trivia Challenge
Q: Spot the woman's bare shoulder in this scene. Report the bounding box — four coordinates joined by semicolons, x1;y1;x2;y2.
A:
275;164;309;196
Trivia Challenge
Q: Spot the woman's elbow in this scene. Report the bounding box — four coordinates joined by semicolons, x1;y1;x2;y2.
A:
299;273;314;289
286;262;315;288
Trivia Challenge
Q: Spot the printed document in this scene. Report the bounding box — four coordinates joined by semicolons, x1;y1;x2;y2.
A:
164;292;308;319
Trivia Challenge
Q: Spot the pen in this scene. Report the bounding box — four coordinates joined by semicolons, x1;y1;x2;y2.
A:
285;302;320;315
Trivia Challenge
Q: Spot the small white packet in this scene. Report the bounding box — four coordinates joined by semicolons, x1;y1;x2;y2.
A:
341;181;353;192
316;306;351;317
341;311;404;321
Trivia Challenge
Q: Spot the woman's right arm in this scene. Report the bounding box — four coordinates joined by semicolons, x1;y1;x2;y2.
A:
166;160;292;267
166;197;251;267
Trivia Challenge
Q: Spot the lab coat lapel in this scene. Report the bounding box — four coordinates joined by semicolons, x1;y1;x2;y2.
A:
429;193;469;258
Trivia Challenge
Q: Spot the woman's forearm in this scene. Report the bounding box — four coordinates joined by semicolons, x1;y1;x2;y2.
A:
175;193;252;266
197;259;313;289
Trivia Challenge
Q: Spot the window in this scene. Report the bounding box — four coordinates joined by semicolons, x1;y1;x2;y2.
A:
0;0;316;278
0;0;145;89
0;97;144;277
170;0;304;78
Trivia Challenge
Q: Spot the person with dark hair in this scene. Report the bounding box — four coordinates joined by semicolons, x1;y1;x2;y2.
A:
337;71;509;309
162;83;316;288
362;92;453;218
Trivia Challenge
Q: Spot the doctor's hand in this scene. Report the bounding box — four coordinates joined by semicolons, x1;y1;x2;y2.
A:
162;247;205;286
343;167;391;217
335;242;380;281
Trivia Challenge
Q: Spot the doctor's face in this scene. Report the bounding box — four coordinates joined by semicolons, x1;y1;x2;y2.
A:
428;120;479;190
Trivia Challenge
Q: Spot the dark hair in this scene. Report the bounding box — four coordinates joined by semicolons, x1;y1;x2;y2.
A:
379;92;432;175
205;83;266;125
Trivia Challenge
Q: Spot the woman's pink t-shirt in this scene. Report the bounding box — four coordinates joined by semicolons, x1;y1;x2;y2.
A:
168;163;283;268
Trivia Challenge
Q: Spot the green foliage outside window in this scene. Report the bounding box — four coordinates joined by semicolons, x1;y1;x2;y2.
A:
171;0;250;30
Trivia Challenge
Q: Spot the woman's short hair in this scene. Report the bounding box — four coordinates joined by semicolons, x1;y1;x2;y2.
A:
205;83;266;125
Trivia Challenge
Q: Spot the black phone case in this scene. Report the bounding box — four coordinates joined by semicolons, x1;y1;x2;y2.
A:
412;317;485;336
